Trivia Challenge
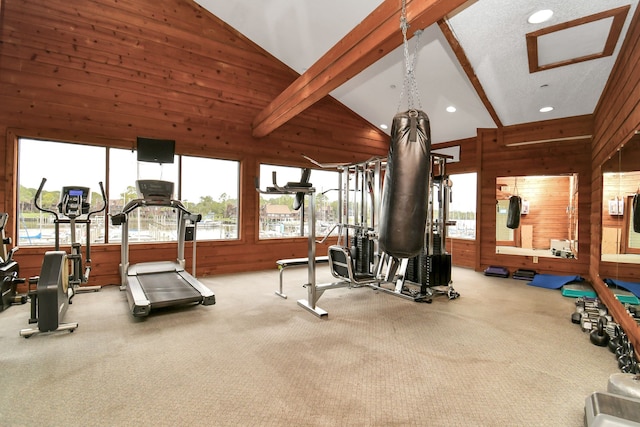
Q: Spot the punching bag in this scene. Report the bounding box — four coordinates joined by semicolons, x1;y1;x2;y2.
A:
633;193;640;233
506;195;522;229
378;109;430;259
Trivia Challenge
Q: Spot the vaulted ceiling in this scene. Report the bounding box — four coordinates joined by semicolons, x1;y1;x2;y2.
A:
194;0;639;144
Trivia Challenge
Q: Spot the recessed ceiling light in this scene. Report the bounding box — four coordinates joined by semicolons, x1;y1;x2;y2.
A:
380;124;388;130
446;106;457;113
528;9;553;24
539;106;554;113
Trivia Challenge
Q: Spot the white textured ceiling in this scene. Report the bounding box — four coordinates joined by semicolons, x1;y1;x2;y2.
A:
194;0;638;144
448;0;638;127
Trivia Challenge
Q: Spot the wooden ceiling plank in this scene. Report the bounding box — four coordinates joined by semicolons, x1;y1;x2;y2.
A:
252;0;469;138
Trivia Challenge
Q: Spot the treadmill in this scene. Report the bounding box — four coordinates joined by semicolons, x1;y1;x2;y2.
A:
111;180;215;317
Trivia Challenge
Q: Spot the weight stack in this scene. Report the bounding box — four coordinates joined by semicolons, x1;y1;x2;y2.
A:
426;233;443;256
425;254;452;291
406;256;417;283
352;235;373;275
406;252;427;284
406;253;452;293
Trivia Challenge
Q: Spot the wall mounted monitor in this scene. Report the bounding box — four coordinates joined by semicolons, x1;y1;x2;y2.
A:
136;137;175;164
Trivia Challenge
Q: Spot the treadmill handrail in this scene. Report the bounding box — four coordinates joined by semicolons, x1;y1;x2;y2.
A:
119;198;198;220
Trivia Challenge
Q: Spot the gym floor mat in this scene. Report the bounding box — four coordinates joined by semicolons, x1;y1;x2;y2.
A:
512;269;537;280
604;278;640;299
562;282;596;298
528;274;584;290
613;289;640;305
484;266;509;278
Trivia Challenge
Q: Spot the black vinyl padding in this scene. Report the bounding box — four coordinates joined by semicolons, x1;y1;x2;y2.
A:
633;193;640;233
506;195;521;229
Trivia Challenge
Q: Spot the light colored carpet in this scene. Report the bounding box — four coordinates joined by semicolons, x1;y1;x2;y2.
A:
0;266;618;426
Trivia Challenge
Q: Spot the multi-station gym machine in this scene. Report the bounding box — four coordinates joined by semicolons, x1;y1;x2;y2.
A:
259;2;459;318
258;140;460;318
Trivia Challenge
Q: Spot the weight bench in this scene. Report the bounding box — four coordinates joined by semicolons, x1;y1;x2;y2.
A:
276;256;329;299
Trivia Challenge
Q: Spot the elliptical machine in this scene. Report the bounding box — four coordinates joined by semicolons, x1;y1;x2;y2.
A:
19;178;106;338
1;213;26;311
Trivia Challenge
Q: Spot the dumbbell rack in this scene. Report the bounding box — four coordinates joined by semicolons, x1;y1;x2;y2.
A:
573;296;640;373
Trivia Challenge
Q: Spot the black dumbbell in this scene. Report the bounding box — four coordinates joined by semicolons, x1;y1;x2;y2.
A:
590;318;610;347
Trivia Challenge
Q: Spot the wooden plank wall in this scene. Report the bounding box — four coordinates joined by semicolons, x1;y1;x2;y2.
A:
445;239;475;269
0;0;389;286
477;116;593;277
591;4;640;360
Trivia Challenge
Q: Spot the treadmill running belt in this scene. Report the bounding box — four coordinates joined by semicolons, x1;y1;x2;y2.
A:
137;272;203;307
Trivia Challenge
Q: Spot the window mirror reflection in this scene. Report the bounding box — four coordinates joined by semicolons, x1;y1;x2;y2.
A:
495;174;578;259
601;135;640;264
601;172;640;263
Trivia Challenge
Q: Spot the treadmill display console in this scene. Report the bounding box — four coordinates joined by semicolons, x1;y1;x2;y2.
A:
136;180;174;202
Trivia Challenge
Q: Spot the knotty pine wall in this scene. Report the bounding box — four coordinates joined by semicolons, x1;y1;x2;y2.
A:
590;4;640;359
600;138;640;256
477;115;593;277
438;137;478;268
0;0;389;286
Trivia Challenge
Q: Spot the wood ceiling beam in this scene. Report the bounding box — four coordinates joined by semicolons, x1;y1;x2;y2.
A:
251;0;469;138
437;18;503;128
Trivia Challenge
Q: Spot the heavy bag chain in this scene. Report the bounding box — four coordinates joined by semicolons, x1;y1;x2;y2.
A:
397;0;423;113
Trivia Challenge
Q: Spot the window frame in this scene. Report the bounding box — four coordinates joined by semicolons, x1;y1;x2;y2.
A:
257;163;340;240
15;136;241;246
446;172;477;240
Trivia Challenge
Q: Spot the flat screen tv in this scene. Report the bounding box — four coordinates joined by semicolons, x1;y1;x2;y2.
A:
136;137;175;164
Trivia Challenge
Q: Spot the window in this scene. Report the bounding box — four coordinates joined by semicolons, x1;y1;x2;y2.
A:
17;138;239;245
181;156;239;240
18;139;107;246
447;172;477;239
258;164;339;239
108;147;179;243
495;174;578;259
